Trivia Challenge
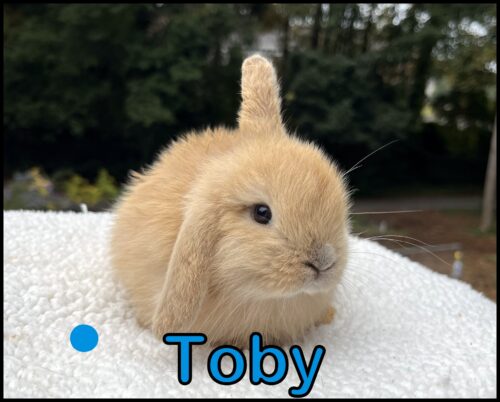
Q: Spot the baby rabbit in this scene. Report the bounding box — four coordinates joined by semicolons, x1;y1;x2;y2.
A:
110;55;350;348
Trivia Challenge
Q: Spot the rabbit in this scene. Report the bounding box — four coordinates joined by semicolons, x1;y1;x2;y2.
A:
110;54;351;348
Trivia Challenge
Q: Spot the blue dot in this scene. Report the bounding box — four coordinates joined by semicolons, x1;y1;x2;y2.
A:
70;324;99;352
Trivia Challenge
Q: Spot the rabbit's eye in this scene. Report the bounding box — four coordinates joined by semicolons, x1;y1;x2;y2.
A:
253;204;272;224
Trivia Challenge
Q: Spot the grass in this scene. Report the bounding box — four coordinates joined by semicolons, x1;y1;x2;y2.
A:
485;254;497;264
470;225;497;237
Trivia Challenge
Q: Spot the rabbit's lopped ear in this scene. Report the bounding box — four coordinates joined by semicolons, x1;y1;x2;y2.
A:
151;205;219;338
238;54;284;134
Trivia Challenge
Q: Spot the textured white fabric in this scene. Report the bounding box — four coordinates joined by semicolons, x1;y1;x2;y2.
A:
3;211;496;398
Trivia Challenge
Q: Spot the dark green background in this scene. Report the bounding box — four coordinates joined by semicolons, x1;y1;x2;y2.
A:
4;4;497;196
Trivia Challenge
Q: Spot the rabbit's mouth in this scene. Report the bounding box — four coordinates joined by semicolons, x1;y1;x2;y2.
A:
300;261;342;295
304;261;336;278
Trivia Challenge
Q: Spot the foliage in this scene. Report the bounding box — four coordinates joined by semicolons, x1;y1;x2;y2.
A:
4;4;254;179
3;4;497;199
3;167;119;211
63;169;119;207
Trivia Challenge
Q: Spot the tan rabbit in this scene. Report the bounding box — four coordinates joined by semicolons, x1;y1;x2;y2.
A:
110;55;351;348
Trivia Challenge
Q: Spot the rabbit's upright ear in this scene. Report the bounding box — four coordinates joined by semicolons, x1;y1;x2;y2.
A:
151;204;219;338
238;54;284;134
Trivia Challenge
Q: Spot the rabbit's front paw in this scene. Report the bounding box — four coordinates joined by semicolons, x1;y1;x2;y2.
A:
152;317;170;340
316;305;335;326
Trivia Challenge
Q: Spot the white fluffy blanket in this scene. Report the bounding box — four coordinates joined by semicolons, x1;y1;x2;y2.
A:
3;211;496;398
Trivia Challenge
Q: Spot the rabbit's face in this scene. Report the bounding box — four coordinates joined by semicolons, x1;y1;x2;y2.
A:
184;55;350;301
207;136;350;300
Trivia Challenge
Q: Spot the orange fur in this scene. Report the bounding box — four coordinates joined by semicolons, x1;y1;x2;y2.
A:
110;55;351;348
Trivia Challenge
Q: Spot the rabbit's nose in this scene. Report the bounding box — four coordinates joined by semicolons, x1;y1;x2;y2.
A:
305;243;337;273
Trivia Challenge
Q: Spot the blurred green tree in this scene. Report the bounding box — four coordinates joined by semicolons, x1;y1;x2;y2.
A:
3;4;496;196
4;4;255;181
277;4;496;192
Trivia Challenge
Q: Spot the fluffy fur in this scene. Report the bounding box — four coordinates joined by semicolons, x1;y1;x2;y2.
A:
110;55;351;348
